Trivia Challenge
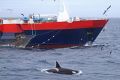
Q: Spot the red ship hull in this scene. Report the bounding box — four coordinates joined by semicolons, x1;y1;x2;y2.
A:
0;19;108;49
0;20;107;32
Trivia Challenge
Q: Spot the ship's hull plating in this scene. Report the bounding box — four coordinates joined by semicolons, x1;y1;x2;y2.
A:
25;28;102;48
0;20;108;48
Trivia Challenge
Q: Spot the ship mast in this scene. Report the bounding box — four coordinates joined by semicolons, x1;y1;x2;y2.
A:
57;0;69;22
40;0;69;22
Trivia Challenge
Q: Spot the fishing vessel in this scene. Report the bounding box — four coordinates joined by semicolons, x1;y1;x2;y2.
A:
0;0;108;49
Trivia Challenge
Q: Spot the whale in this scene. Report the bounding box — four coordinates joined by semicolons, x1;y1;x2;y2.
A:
41;61;82;75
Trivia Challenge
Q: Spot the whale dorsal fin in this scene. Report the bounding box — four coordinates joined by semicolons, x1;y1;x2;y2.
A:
56;61;61;68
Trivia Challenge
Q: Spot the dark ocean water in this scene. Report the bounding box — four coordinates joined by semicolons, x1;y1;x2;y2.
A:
0;18;120;80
